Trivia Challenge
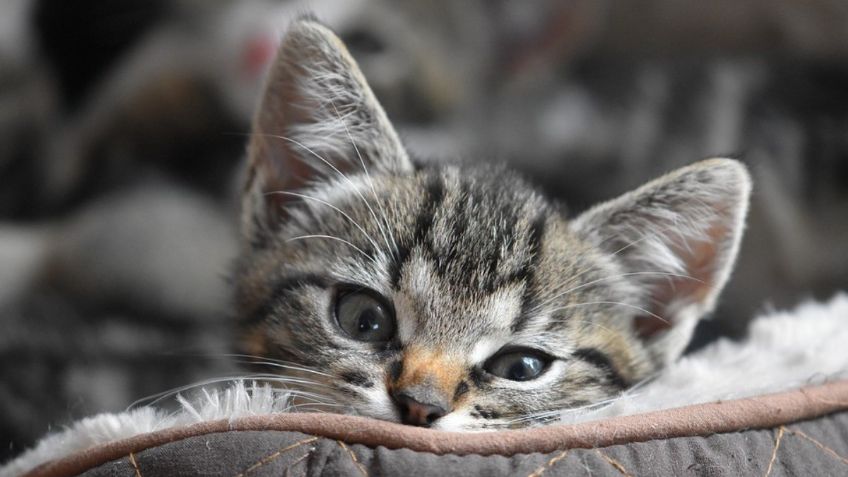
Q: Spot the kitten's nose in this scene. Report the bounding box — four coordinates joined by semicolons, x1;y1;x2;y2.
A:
392;391;448;427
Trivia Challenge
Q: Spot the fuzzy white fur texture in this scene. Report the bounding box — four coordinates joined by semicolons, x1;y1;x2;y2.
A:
3;293;847;476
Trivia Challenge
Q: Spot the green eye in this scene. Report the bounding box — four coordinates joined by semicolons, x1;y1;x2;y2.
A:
484;349;551;381
335;289;395;343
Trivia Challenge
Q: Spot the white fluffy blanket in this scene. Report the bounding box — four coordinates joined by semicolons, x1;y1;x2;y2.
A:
3;293;847;476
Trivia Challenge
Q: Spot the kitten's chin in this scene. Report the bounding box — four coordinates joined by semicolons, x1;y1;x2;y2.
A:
428;412;491;432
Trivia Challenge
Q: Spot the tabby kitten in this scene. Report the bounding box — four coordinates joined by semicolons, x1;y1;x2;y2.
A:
234;19;751;430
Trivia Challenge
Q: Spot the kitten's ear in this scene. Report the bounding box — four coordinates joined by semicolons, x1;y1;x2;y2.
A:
570;159;751;363
241;18;411;242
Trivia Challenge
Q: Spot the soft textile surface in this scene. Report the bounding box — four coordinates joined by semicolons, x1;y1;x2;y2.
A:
567;292;848;423
56;413;848;476
2;293;847;476
17;387;848;477
74;414;848;477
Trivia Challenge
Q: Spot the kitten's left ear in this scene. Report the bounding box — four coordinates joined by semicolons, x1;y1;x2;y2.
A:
242;18;412;243
570;159;751;364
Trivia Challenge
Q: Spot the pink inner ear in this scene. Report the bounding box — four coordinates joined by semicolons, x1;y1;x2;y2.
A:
634;222;729;339
249;57;325;227
257;154;312;228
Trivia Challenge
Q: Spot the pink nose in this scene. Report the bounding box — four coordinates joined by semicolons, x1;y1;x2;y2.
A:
392;392;448;427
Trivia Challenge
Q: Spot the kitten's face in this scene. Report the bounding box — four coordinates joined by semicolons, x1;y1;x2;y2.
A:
235;20;750;430
237;167;651;429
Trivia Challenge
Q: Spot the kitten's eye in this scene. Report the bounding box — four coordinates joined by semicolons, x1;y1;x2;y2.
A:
335;289;395;343
484;349;551;381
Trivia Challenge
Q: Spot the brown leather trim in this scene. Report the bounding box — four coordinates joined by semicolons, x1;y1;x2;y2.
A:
24;379;848;477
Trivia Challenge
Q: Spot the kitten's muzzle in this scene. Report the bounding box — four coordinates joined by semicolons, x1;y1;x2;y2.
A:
392;388;449;427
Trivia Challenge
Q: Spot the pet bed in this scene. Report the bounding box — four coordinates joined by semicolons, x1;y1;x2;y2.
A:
16;382;848;477
4;294;848;477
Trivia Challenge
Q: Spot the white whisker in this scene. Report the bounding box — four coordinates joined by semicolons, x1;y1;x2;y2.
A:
529;271;702;315
127;374;334;411
263;133;395;258
549;301;669;325
220;354;336;378
285;234;377;264
330;101;400;258
265;190;382;255
232;360;337;378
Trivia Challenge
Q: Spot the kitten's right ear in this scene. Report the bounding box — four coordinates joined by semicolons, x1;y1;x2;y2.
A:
570;159;751;365
241;18;412;244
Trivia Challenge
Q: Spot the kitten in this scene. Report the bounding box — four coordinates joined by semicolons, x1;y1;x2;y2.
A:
234;19;751;430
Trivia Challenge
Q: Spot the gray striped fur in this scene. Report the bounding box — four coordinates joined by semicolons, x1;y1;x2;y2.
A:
234;18;751;430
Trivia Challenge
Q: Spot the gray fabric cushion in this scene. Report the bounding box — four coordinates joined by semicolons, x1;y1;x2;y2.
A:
79;412;848;476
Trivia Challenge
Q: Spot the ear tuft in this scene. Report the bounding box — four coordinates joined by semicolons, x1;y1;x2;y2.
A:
571;158;751;363
241;18;411;245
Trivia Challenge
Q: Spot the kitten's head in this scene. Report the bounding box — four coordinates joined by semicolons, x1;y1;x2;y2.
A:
234;19;751;430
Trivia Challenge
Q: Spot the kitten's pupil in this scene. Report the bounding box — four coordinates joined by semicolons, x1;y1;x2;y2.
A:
358;310;382;332
509;356;543;381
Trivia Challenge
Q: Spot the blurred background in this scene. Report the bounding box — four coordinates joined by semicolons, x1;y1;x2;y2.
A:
1;0;847;462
